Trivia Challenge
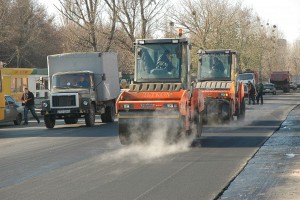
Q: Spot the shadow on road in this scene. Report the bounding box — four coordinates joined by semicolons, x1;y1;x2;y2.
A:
0;121;118;139
192;136;270;148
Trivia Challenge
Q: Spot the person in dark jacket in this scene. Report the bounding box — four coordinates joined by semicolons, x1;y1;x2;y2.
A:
21;88;40;125
76;75;89;87
156;49;174;72
256;82;264;104
248;81;256;105
210;57;225;77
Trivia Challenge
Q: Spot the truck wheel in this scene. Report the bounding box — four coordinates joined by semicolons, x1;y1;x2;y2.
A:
13;113;22;125
195;112;203;138
101;105;115;123
237;99;245;120
106;105;115;122
100;112;107;122
168;117;185;144
64;118;78;124
118;119;131;145
85;106;95;127
44;115;56;128
119;135;131;145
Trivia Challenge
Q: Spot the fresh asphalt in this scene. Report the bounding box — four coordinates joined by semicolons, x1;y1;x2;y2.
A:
1;92;300;200
219;104;300;200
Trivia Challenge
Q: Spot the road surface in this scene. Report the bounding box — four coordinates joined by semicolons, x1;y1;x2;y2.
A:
0;92;299;200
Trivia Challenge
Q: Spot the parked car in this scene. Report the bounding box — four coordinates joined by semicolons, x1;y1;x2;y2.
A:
289;81;297;90
263;83;276;95
0;95;23;125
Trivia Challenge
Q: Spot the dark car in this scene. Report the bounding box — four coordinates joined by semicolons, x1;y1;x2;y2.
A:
263;83;276;95
0;95;23;125
289;82;297;90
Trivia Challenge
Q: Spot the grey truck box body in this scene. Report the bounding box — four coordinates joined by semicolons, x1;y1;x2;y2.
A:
47;52;119;101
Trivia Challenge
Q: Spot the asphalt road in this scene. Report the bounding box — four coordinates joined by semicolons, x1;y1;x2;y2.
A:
0;91;300;200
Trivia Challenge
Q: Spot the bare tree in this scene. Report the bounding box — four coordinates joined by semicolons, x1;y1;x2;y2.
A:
290;41;300;77
4;0;53;67
105;0;169;53
0;0;11;44
0;0;63;68
57;0;101;51
169;0;287;79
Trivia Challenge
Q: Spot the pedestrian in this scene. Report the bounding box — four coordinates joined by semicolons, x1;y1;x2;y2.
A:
248;81;256;105
21;87;40;125
256;82;264;104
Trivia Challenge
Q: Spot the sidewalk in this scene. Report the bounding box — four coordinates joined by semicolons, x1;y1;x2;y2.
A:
220;105;300;200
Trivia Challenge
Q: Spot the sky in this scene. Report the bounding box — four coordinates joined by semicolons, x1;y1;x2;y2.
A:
40;0;300;43
242;0;300;43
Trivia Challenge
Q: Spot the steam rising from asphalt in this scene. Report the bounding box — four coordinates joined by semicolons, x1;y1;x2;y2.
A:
101;119;194;163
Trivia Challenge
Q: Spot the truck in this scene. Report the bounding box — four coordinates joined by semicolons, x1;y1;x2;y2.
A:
237;69;258;85
237;69;258;99
270;71;292;93
196;49;245;123
41;52;120;128
116;37;205;145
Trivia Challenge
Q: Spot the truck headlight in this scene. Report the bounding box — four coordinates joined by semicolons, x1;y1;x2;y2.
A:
219;93;229;97
42;102;48;108
83;100;88;106
164;103;178;108
124;104;130;109
123;104;133;109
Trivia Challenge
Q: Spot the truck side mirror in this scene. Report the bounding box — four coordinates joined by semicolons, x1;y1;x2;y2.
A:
102;74;106;81
137;49;142;57
39;76;44;84
228;54;232;64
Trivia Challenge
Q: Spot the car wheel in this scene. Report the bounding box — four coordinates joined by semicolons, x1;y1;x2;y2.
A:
13;113;22;125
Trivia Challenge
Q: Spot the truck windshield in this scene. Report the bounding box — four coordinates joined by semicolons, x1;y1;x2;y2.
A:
53;73;90;88
237;74;254;81
135;42;185;82
199;53;231;81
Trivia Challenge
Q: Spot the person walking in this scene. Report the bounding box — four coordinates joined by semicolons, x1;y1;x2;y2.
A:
248;81;256;105
256;82;264;104
21;87;40;125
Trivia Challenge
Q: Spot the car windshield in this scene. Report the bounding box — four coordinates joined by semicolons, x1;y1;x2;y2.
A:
53;73;90;88
135;42;185;82
199;53;231;81
264;84;274;89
